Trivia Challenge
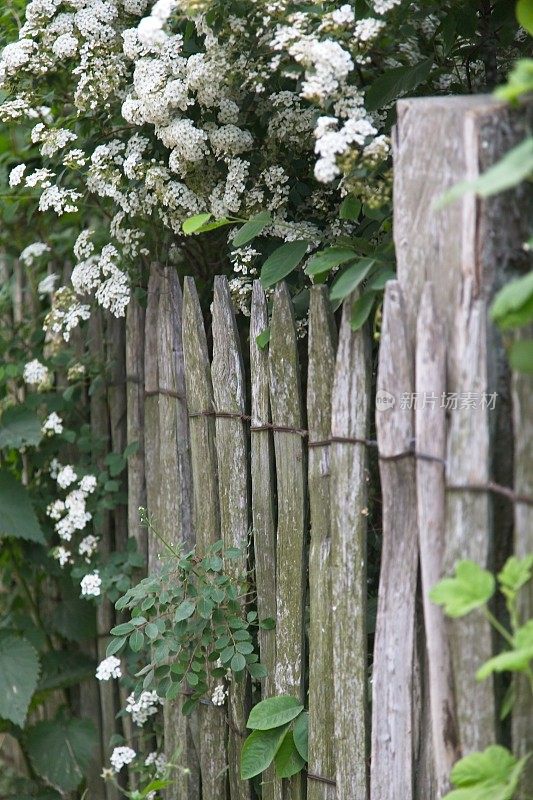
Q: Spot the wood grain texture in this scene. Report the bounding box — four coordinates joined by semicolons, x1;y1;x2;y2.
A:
307;286;337;800
372;281;418;800
511;327;533;800
211;275;252;800
269;283;306;800
416;283;459;797
126;296;147;560
249;281;279;800
144;265;161;563
330;295;369;800
183;276;228;800
444;280;495;753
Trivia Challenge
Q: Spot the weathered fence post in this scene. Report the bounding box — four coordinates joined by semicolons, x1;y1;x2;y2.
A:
330;296;369;800
126;296;146;560
394;95;530;758
211;276;252;800
307;286;336;800
183;277;228;799
372;281;418;800
269;283;307;800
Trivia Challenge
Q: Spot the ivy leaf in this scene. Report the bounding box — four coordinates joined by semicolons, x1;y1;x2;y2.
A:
26;716;97;793
365;57;433;111
0;634;40;727
330;258;375;302
0;470;45;544
0;406;42;449
247;696;304;731
497;555;533;595
430;560;495;618
306;247;356;277
232;211;271;248
182;213;212;234
240;724;291;779
293;711;308;761
260;240;309;289
443;745;529;800
274;730;306;779
350;292;376;331
490;271;533;330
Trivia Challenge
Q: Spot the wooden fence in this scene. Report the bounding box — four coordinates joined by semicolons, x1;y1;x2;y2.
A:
21;94;529;799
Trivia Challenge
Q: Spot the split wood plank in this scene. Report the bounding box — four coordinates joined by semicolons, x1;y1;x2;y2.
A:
416;282;459;797
126;296;147;560
444;280;495;753
183;276;228;800
330;295;370;800
144;265;161;566
307;285;337;800
511;327;533;800
250;281;279;800
156;266;199;799
372;281;418;800
211;275;252;800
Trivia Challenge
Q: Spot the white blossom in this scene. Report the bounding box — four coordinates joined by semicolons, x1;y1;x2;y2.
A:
56;464;77;489
96;656;122;681
110;746;136;773
42;412;63;436
126;690;162;726
80;570;101;597
23;359;50;387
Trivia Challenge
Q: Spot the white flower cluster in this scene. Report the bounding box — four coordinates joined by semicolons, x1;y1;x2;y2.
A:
41;411;63;436
80;570;101;597
211;683;228;706
96;655;122;681
48;468;98;574
71;237;130;317
144;751;167;776
126;690;163;726
23;359;50;388
110;746;136;773
19;242;51;266
38;273;59;295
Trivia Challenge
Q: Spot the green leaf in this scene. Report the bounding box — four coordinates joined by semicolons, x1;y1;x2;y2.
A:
0;406;42;449
175;599;196;621
247;662;268;680
293;711;308;761
443;745;529;800
259;617;276;630
350;292;376;330
495;59;533;103
240;724;290;779
247;695;304;731
490;271;533;330
37;651;95;692
232;211;271;247
26;716;97;792
366;267;396;291
140;779;171;797
330;258;375;302
509;339;533;373
256;329;270;350
497;554;533;594
306;247;356;277
129;629;145;652
182;213;212;234
274;730;306;778
145;622;159;641
0;634;40;726
51;599;96;642
0;470;45;544
439;137;533;206
477;620;533;681
110;622;135;636
260;240;309;289
365;58;433;111
231;652;246;672
106;636;127;657
516;0;533;35
339;195;361;220
430;560;495;618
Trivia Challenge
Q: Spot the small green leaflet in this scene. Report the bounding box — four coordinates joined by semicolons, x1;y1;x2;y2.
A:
438;137;533;207
256;328;270;350
0;470;45;543
365;58;433;111
232;210;271;248
443;745;529;800
247;695;304;731
260;240;309;289
429;560;495;618
306;247;357;277
350;292;376;331
339;195;361;220
330;258;375;302
182;213;212;234
175;599;196;621
490;271;533;330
